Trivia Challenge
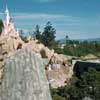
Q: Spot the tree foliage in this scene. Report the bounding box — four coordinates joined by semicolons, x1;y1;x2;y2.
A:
51;68;100;100
0;19;4;34
55;40;100;57
41;21;56;48
34;25;41;40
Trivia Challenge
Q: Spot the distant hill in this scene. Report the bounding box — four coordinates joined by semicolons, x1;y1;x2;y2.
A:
82;38;100;42
58;38;100;44
57;39;66;44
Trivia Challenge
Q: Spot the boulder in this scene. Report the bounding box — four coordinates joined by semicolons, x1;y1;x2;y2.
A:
0;47;52;100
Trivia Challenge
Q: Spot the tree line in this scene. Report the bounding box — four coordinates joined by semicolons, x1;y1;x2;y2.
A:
20;21;57;49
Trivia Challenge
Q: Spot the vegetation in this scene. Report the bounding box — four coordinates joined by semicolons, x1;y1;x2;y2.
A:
34;25;41;41
33;21;57;49
41;21;56;48
55;40;100;57
0;19;4;34
51;68;100;100
32;23;100;57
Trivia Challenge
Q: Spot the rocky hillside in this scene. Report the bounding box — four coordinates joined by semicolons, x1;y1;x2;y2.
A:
0;35;73;88
24;39;73;88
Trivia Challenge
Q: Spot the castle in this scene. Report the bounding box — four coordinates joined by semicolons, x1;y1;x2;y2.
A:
1;6;19;38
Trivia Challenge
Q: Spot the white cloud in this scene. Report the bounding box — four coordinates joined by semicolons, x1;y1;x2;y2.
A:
11;12;99;28
12;12;86;33
12;13;67;20
1;12;100;39
12;12;85;26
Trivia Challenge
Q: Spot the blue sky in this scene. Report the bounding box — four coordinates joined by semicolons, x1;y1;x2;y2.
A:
0;0;100;40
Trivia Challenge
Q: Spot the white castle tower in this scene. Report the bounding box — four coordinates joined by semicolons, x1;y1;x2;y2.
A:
5;5;10;26
1;5;19;37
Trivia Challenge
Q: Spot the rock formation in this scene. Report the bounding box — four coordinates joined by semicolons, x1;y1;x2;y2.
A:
0;6;73;89
24;39;72;65
0;47;52;100
24;39;73;88
0;35;73;88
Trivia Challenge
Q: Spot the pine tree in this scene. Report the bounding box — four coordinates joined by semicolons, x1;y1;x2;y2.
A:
41;21;56;48
34;25;41;40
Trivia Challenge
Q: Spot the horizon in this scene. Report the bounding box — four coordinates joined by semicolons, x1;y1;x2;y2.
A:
0;0;100;40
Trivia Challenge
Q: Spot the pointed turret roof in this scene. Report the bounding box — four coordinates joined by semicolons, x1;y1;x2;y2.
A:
5;5;9;13
5;5;10;26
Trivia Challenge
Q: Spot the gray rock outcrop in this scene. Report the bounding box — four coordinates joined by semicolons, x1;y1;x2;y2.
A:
0;47;52;100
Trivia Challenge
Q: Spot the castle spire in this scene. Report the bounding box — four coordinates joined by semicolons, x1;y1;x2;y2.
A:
5;5;10;26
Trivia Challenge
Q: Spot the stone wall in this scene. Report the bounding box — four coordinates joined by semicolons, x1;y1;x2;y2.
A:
0;47;52;100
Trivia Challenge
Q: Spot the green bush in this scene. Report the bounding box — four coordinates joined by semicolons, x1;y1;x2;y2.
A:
52;95;66;100
54;48;64;54
60;41;100;57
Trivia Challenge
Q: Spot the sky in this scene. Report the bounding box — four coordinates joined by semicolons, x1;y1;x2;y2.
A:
0;0;100;40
